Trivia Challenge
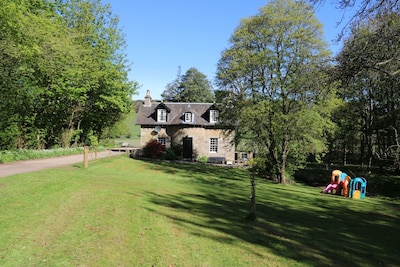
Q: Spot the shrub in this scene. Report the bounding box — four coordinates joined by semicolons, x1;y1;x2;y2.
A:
142;140;165;159
198;155;208;163
162;148;177;160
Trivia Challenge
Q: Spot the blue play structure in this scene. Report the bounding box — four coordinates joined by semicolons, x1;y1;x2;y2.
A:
323;170;367;199
348;177;367;200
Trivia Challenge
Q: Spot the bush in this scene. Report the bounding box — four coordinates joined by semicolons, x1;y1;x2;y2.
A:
198;155;208;163
142;140;165;159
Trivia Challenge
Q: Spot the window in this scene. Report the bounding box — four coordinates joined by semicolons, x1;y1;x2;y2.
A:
184;112;192;122
157;109;167;122
210;110;219;123
210;138;218;153
158;137;166;146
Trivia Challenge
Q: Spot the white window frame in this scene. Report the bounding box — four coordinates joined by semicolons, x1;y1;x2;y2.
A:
210;110;219;123
184;112;193;122
210;138;218;153
157;109;167;122
158;137;166;146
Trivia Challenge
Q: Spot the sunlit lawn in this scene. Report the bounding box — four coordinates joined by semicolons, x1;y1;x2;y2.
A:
114;111;140;147
1;156;399;266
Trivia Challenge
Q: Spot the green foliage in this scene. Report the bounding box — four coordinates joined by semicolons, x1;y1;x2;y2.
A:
197;155;208;163
87;130;99;147
162;67;214;102
334;11;400;168
216;0;336;182
0;0;136;149
163;148;177;160
161;144;183;160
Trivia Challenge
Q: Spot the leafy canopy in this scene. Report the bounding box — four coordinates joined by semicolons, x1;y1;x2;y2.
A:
162;67;214;102
0;0;137;149
216;0;337;182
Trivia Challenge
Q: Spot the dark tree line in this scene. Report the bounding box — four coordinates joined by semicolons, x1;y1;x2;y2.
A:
0;0;136;149
329;10;400;171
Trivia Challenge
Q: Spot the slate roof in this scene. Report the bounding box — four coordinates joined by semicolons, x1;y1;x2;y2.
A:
135;102;218;126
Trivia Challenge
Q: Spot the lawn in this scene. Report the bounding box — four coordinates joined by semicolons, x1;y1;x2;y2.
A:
113;111;140;147
1;156;399;266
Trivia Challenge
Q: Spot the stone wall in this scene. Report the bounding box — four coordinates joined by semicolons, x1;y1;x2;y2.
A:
140;126;235;162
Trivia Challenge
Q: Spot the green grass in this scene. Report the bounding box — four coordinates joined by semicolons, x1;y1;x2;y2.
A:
114;111;140;147
0;147;86;163
0;147;107;163
1;157;399;266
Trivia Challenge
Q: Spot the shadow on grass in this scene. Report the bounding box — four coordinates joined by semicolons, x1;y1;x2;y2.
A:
141;160;400;267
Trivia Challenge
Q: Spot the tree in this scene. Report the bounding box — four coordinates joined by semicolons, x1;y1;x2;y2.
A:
334;11;400;169
55;0;137;145
0;0;136;149
0;0;78;148
310;0;399;37
162;67;214;102
161;66;183;101
216;0;337;184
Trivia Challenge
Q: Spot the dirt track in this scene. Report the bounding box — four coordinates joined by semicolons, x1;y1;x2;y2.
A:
0;150;125;178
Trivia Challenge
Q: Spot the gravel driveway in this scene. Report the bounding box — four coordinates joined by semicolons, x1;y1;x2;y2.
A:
0;150;125;178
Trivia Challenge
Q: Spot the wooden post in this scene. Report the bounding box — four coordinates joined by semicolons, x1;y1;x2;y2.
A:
84;146;89;168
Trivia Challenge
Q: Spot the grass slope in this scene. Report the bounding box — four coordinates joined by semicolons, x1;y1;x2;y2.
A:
114;111;140;147
1;157;399;266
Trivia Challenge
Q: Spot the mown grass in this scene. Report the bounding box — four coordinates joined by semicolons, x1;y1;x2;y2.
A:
1;157;399;266
113;111;140;147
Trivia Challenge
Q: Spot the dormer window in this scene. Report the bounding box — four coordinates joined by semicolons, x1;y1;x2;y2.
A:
157;108;167;122
184;112;193;123
210;109;219;123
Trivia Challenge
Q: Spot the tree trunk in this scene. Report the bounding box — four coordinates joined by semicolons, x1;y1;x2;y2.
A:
278;170;286;184
247;171;257;220
279;154;287;184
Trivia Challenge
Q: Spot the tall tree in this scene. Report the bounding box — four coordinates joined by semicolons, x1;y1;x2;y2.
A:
55;0;137;145
0;0;136;149
162;67;214;102
161;66;182;102
0;0;78;148
334;11;400;169
216;0;337;183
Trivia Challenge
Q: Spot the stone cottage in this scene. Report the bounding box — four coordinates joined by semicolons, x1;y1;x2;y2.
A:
135;90;235;162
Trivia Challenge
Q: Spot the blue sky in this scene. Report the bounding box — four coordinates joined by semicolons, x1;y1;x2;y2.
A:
102;1;352;100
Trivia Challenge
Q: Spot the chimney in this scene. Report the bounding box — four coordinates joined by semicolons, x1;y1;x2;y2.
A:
144;90;152;106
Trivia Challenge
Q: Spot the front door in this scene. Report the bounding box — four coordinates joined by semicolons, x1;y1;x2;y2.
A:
183;137;193;160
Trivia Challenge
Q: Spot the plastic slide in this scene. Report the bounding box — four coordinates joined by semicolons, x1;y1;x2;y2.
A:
323;183;337;193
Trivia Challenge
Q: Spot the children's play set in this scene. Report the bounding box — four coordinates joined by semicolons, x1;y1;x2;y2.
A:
322;170;367;199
